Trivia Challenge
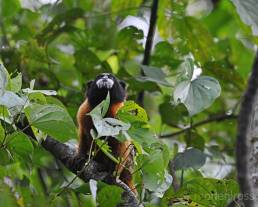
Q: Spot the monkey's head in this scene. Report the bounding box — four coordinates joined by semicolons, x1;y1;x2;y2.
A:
86;73;126;108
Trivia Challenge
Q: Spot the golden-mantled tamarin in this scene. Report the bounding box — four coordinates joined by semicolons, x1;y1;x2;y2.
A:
77;73;136;194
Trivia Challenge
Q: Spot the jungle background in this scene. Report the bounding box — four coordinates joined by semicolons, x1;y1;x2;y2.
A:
0;0;258;206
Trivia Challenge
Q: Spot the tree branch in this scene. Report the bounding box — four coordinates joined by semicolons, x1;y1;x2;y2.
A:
136;0;159;106
159;114;237;138
16;122;140;206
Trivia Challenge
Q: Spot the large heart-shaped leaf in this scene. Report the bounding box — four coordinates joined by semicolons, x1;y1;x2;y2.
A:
173;148;207;170
232;0;258;36
174;76;221;116
24;104;77;141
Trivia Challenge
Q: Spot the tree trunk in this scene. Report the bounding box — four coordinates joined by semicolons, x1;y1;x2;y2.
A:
236;51;258;207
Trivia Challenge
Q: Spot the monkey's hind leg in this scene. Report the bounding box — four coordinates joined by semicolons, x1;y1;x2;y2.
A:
115;141;137;195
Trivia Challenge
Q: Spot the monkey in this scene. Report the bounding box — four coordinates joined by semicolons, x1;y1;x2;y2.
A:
77;73;136;194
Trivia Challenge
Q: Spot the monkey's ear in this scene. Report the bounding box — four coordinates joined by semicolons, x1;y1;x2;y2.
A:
87;80;93;89
119;80;126;89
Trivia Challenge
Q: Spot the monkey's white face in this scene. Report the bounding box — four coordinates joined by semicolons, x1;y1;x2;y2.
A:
96;74;114;89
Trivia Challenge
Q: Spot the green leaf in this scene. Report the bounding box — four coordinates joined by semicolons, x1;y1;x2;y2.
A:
91;116;130;139
173;76;221;116
7;132;34;161
88;93;130;139
89;93;110;118
185;132;205;151
0;63;8;96
74;48;104;78
101;92;110;117
0;91;26;111
176;58;194;83
117;101;148;123
10;73;22;93
159;100;188;127
46;96;66;109
24;104;77;141
172;16;223;65
173;148;207;170
0;123;4;142
204;59;245;90
0;185;17;207
30;79;35;89
127;122;156;145
97;185;123;207
37;8;84;44
22;88;57;96
0;0;21;18
151;41;182;69
28;92;47;104
154;171;173;198
142;151;165;191
0;106;11;124
140;144;170;191
117;26;144;49
83;195;96;207
173;178;239;207
95;139;119;164
107;55;119;74
232;0;258;36
137;65;172;87
112;0;142;17
0;148;10;165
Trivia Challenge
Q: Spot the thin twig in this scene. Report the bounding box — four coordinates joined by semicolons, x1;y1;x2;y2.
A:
159;114;237;138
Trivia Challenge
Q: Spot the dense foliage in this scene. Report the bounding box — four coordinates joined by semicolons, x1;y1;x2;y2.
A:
0;0;258;206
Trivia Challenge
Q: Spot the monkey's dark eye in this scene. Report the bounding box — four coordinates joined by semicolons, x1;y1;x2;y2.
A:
108;75;114;79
